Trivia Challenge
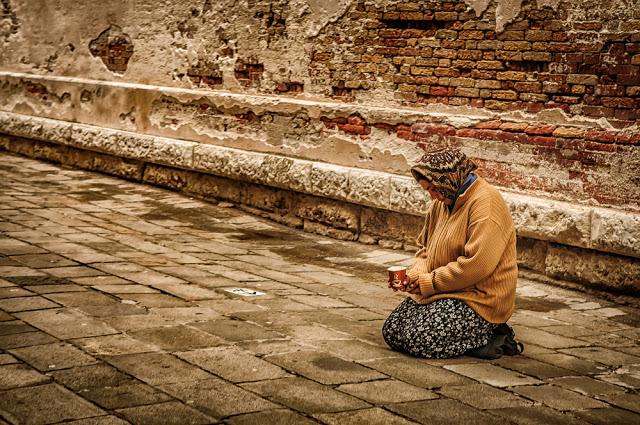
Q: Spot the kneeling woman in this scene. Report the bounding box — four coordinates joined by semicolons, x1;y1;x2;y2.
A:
383;148;519;359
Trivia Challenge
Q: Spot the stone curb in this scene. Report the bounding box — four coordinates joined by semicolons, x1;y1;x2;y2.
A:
0;111;638;260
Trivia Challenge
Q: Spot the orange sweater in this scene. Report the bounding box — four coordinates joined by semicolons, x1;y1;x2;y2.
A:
406;177;518;323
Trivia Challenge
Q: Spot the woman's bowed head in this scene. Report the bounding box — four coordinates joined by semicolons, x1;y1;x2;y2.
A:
382;148;522;359
411;147;478;206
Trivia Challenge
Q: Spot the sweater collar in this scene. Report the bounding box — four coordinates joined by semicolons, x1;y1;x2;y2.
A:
448;173;478;212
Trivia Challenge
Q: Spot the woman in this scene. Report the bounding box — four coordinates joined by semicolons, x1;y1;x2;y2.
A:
382;148;521;359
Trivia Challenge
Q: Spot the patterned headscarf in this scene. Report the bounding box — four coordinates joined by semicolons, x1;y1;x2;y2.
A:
410;148;477;199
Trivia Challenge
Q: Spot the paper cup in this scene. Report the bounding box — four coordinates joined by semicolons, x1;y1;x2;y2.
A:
387;266;407;285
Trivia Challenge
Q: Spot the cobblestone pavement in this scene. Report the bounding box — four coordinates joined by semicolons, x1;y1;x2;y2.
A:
0;152;639;425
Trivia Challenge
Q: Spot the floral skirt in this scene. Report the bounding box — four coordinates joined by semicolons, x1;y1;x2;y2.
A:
382;297;495;359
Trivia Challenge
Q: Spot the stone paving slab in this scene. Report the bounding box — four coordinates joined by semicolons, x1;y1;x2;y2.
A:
385;398;505;425
177;346;291;383
362;358;475;388
0;383;105;424
0;331;58;350
62;416;130;425
1;153;639;424
9;342;97;371
436;383;533;410
488;406;592;425
264;350;387;385
335;379;438;404
0;364;50;390
115;401;216;425
158;377;280;418
511;385;610;410
226;409;319;425
82;383;174;410
103;353;215;386
15;308;119;339
240;377;371;413
49;364;133;391
127;325;225;351
314;407;420;425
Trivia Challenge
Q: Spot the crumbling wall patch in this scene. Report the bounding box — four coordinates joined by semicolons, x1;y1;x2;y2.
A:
89;25;134;74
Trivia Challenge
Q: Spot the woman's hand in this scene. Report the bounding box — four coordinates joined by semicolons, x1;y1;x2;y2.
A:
404;278;421;294
389;276;420;294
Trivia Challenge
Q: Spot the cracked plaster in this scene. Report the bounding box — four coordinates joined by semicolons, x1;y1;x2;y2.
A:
464;0;561;32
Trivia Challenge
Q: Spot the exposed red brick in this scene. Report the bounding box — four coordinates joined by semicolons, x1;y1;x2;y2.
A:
617;74;640;86
411;123;456;136
379;29;403;38
456;128;500;140
553;127;585;138
374;47;400;56
595;85;626;97
495;131;528;143
347;115;366;126
525;102;545;113
614;109;640;121
396;129;415;141
601;97;636;109
499;122;529;132
614;133;640;145
474;120;502;129
525;125;557;135
527;136;557;146
567;150;612;167
338;124;370;135
583;130;617;143
582;105;616;118
514;82;542;93
430;86;450;96
559;139;617;153
583;183;633;206
402;29;426;38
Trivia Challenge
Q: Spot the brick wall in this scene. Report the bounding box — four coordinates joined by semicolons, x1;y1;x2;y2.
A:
311;0;640;127
319;114;639;207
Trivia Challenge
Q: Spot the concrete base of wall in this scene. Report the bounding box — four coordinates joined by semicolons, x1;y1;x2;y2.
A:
2;134;638;295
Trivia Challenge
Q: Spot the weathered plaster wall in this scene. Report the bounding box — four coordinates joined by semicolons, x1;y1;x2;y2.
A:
1;0;639;290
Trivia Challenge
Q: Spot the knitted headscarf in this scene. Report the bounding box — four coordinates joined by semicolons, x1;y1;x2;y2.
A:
410;148;478;199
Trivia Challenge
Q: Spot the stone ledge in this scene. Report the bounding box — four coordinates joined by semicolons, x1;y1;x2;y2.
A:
0;110;638;260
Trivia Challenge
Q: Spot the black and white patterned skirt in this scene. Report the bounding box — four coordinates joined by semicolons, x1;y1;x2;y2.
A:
382;297;495;359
